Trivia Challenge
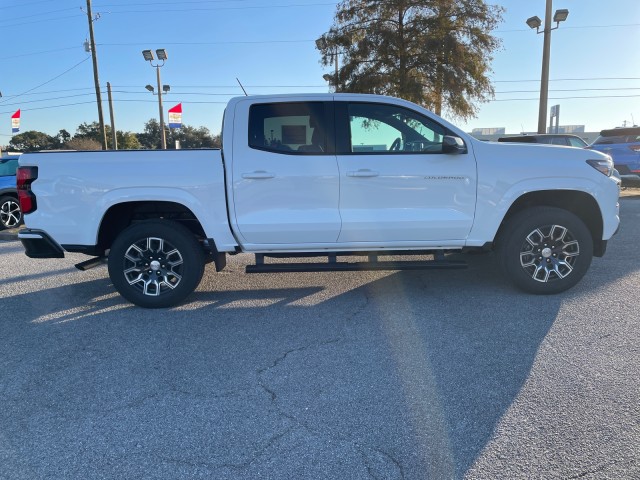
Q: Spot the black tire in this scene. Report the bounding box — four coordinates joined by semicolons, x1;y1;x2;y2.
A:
108;220;205;308
496;207;593;294
0;195;23;230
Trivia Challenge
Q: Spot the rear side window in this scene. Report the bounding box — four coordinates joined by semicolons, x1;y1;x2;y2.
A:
0;159;18;177
248;102;327;154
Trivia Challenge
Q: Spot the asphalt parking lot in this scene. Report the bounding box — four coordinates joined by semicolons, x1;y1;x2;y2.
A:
0;193;638;479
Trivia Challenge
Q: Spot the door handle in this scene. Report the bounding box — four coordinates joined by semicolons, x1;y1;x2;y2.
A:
347;170;379;177
242;171;275;179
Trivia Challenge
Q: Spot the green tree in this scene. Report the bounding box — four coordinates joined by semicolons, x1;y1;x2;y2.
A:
57;129;71;145
72;122;141;150
138;119;220;149
116;131;142;150
317;0;503;119
9;131;58;152
65;137;103;150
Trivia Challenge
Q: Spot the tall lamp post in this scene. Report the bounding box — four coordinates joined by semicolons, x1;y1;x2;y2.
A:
526;1;569;134
142;49;169;149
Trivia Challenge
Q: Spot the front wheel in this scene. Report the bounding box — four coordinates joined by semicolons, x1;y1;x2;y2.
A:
496;207;593;294
108;220;205;308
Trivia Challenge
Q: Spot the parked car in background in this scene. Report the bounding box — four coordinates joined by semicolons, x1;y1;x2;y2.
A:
0;156;23;230
587;127;640;184
497;134;588;147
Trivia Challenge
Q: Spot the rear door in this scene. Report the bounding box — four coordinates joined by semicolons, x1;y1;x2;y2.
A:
230;100;341;245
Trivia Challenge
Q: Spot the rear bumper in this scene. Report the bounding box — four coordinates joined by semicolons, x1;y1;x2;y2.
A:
18;229;65;258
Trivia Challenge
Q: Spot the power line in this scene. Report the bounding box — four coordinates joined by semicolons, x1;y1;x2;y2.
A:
490;95;640;102
0;57;91;105
0;2;336;28
0;14;86;29
0;0;59;11
497;23;640;33
4;7;79;22
0;46;82;61
494;77;640;83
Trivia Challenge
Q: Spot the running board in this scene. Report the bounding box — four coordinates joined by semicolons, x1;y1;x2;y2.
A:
246;257;467;274
75;257;106;271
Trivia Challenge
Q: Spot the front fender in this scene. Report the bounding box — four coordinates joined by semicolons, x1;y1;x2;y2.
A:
466;176;613;246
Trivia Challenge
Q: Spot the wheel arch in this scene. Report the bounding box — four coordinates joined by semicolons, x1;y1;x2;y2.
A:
0;189;18;199
495;190;606;256
97;201;207;253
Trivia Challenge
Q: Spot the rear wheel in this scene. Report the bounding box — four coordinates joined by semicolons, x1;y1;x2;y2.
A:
108;220;205;308
0;195;22;230
497;207;593;294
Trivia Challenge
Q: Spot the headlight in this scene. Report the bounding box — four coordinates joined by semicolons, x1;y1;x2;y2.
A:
587;157;613;177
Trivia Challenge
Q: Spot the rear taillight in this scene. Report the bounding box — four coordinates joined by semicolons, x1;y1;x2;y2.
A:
17;166;38;214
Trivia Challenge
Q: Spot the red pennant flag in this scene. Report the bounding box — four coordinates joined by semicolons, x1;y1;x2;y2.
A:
11;110;20;134
168;103;182;128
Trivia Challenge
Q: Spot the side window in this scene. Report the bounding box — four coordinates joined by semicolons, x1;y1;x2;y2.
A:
347;103;447;154
249;102;327;154
550;137;568;146
0;160;18;177
568;137;586;147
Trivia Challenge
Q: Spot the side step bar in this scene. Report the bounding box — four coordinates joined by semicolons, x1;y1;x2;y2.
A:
246;253;466;273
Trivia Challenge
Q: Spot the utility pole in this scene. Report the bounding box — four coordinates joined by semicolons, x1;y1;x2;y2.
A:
107;82;117;150
85;0;108;150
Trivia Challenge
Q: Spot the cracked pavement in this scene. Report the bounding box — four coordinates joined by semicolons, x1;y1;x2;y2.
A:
0;198;639;479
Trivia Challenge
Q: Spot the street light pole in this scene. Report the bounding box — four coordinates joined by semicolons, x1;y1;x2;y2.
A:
155;65;166;150
527;1;569;134
142;49;168;150
538;0;554;134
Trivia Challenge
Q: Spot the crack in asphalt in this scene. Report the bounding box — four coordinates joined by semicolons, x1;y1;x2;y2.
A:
246;290;404;479
567;460;619;479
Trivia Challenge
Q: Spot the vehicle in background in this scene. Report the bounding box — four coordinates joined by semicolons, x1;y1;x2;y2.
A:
0;156;23;230
497;134;588;147
587;127;640;184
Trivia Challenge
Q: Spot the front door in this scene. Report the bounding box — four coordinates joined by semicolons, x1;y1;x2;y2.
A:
336;102;477;243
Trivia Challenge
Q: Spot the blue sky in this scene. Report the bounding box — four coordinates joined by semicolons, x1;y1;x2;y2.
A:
0;0;639;144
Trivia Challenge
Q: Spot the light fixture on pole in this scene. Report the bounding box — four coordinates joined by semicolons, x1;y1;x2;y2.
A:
527;0;569;134
142;49;169;149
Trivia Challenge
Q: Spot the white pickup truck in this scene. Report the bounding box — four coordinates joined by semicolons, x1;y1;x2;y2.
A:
17;93;620;308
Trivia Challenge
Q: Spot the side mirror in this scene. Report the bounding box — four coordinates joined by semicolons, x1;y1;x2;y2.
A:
442;135;467;154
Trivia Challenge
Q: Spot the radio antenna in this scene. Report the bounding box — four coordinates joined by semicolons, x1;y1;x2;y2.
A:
236;78;248;96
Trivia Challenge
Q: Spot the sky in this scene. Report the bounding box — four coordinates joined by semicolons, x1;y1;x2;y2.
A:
0;0;639;145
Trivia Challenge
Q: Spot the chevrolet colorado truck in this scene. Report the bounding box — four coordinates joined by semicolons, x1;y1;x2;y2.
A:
17;94;620;308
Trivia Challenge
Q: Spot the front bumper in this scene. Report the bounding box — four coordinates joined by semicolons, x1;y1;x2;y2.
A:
18;229;65;258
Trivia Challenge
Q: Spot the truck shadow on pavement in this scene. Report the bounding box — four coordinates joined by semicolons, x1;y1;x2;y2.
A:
1;251;568;479
2;200;639;478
